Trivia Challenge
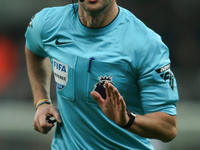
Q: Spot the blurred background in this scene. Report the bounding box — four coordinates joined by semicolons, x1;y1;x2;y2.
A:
0;0;199;150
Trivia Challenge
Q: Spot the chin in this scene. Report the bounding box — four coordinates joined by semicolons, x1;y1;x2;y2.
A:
86;4;107;15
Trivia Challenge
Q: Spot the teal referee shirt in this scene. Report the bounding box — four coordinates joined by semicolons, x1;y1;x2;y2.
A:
25;3;179;150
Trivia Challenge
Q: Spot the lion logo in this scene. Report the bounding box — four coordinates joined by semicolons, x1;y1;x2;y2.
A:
93;76;113;99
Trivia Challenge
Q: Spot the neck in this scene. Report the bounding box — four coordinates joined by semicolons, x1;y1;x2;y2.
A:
78;1;118;28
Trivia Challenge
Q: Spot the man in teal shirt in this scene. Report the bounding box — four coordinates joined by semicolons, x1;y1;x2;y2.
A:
25;0;179;149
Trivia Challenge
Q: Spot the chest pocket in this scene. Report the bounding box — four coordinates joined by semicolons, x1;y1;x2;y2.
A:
51;53;77;100
86;60;129;106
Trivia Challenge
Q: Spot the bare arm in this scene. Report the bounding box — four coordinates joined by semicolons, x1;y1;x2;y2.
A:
25;45;62;134
25;45;52;104
91;81;177;142
128;111;177;142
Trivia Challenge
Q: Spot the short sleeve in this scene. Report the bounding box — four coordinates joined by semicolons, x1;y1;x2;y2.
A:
137;35;179;115
25;10;48;57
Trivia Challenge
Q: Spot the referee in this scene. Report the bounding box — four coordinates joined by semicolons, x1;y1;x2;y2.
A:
25;0;179;149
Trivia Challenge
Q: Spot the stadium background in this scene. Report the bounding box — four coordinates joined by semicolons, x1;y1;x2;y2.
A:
0;0;199;149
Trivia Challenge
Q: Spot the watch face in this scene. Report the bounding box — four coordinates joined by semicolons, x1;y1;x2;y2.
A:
127;109;136;117
130;112;136;117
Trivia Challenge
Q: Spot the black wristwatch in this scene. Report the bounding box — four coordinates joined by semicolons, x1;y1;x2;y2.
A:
119;109;136;128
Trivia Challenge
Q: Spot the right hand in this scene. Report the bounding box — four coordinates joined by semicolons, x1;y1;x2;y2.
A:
33;104;62;134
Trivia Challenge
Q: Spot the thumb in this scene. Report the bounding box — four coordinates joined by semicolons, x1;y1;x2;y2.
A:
50;107;62;123
91;91;105;105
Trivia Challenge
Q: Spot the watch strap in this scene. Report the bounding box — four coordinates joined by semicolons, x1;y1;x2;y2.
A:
119;109;136;128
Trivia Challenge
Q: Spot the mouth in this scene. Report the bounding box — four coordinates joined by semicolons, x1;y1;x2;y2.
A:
89;0;97;3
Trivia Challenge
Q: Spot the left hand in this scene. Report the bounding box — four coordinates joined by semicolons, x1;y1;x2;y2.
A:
91;81;129;126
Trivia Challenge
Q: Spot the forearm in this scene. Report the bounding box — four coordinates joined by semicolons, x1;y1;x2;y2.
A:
91;82;177;142
25;45;52;106
127;112;177;142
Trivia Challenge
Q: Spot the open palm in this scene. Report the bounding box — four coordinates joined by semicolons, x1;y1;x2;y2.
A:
91;81;129;126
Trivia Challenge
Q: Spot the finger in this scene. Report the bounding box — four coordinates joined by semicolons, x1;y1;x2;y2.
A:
108;82;116;95
91;91;105;106
40;115;54;127
111;87;117;103
36;114;54;133
119;96;126;112
39;123;54;134
33;112;43;132
107;83;117;104
113;88;120;105
33;116;50;134
33;124;41;133
105;81;111;98
33;119;40;132
49;107;62;123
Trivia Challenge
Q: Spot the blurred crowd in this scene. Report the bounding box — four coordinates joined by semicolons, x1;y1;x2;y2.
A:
0;0;200;102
